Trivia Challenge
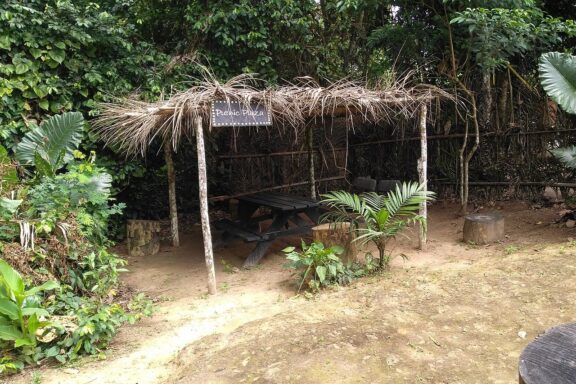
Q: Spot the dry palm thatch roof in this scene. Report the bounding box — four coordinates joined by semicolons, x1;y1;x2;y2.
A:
93;72;452;156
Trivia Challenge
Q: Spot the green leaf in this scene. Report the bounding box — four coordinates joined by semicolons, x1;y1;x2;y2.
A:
328;263;337;277
552;146;576;169
47;49;66;64
25;280;59;296
14;63;29;75
315;265;326;283
21;307;50;318
38;99;49;110
282;246;295;253
34;152;55;177
15;337;35;347
30;48;43;59
0;299;19;321
0;198;22;215
539;52;576;114
45;345;60;357
0;35;11;50
0;260;24;295
0;145;8;164
15;112;84;169
0;325;23;341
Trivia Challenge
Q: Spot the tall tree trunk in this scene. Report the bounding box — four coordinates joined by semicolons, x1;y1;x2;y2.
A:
498;72;509;133
480;72;493;130
163;140;179;247
195;116;217;295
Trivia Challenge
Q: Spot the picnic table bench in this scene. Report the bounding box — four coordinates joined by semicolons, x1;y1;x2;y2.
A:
215;191;320;267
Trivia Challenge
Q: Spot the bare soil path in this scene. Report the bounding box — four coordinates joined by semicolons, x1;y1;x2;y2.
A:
9;202;576;384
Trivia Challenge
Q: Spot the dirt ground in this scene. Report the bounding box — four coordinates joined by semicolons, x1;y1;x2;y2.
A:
9;201;576;384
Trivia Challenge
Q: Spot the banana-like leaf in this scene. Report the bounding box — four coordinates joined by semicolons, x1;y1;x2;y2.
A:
0;299;19;320
0;325;23;341
21;307;50;318
551;146;576;169
15;112;84;169
0;259;24;295
539;52;576;115
24;280;59;297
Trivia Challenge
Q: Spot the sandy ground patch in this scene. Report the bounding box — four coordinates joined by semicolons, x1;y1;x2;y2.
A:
7;202;575;384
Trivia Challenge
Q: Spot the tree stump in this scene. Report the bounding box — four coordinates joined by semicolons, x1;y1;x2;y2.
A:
462;213;504;245
312;223;357;263
127;220;161;257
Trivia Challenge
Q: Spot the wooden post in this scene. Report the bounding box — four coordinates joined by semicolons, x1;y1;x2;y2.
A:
307;125;316;199
418;104;428;250
163;140;179;247
195;116;217;295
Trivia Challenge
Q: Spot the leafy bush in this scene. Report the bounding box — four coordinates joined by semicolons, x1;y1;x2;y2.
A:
283;241;353;292
0;113;151;373
0;260;58;370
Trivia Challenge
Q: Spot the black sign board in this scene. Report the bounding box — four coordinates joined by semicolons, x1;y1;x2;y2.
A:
211;101;272;127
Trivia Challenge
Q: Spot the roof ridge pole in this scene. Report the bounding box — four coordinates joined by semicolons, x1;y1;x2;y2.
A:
164;140;180;247
195;116;217;295
418;104;428;250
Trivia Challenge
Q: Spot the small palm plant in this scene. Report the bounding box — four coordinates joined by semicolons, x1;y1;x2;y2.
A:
321;182;435;269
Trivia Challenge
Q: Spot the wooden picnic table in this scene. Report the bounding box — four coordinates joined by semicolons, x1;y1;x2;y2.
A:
215;192;320;267
519;322;576;384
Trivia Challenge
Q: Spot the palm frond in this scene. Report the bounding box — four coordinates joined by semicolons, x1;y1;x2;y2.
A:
385;182;434;218
361;192;387;211
320;190;374;224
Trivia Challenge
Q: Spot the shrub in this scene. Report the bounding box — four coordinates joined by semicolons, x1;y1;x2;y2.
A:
283;241;354;292
0;260;58;371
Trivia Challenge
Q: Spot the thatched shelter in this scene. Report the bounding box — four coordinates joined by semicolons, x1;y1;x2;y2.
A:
93;73;451;294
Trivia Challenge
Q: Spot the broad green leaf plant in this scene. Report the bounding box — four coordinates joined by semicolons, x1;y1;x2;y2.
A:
539;52;576;168
0;259;58;355
283;241;351;293
15;112;84;176
321;182;434;269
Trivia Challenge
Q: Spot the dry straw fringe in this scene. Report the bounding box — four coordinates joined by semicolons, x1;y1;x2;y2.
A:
92;69;453;157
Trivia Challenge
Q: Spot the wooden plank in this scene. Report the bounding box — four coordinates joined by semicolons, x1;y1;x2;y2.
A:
254;192;316;209
208;176;346;202
266;192;319;205
215;219;264;242
238;194;296;211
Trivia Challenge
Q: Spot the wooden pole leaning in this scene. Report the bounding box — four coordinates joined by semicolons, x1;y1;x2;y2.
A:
195;116;217;295
418;104;428;250
163;140;180;247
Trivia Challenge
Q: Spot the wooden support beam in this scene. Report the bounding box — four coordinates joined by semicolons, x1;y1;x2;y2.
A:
307;126;316;199
207;175;346;202
163;140;179;247
418;104;428;250
195;116;217;295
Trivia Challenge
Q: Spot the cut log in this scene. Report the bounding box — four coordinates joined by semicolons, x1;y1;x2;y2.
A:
312;223;357;263
463;213;505;245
